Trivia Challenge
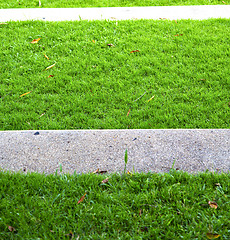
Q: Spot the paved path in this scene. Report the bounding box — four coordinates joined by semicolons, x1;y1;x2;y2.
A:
1;130;229;174
0;5;230;22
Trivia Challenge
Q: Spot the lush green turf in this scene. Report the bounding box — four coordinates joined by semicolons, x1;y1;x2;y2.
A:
1;19;229;130
0;0;227;9
0;168;229;239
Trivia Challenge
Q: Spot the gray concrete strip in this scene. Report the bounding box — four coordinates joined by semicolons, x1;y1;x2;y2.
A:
0;5;230;22
0;130;229;175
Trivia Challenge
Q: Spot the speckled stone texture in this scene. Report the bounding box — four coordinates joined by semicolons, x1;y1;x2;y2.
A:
0;130;229;175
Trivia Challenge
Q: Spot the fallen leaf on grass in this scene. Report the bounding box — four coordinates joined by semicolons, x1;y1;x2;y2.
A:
30;38;41;44
48;75;54;78
20;91;32;97
92;40;95;43
101;178;109;183
130;50;140;53
206;233;221;239
175;34;183;37
45;62;56;70
65;230;74;238
222;1;226;4
127;109;130;116
93;169;107;174
208;201;218;209
107;43;114;47
44;54;49;60
93;168;99;173
147;95;154;102
77;193;87;204
8;226;16;232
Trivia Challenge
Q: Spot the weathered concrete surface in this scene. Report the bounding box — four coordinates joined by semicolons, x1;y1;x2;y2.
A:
0;130;229;175
0;5;230;22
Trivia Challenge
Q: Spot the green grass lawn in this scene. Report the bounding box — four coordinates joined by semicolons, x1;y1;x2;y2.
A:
0;0;228;9
1;19;229;130
0;169;229;239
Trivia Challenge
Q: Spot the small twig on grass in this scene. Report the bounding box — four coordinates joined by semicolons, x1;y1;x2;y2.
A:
134;91;146;102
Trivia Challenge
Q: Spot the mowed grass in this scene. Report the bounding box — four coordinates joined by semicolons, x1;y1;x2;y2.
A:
0;0;227;8
0;169;229;239
1;19;229;130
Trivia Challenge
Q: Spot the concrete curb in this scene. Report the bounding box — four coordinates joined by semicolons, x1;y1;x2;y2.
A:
0;5;230;22
1;130;229;174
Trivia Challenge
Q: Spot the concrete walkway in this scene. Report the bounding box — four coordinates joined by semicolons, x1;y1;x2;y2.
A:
0;130;229;174
0;5;230;22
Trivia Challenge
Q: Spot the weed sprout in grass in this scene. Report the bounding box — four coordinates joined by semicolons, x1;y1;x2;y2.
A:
124;149;128;174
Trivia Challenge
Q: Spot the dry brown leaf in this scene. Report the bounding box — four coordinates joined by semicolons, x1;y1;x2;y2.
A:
93;169;107;174
65;230;74;238
45;62;56;70
147;95;154;102
20;91;32;97
30;38;41;44
206;233;221;239
48;75;54;78
208;201;218;209
130;50;140;53
101;178;109;183
77;193;87;204
127;109;130;116
44;54;49;60
8;226;16;232
93;168;99;174
107;43;114;47
92;40;95;43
